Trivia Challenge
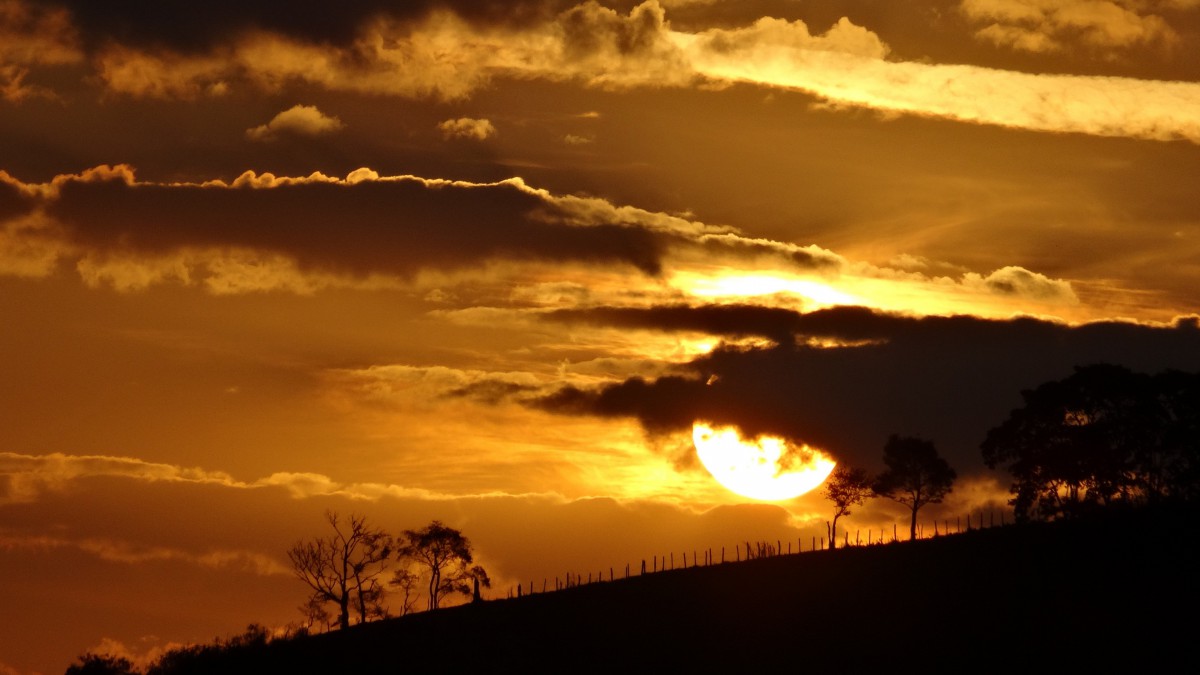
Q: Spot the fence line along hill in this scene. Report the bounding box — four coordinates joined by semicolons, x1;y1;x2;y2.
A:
129;503;1199;675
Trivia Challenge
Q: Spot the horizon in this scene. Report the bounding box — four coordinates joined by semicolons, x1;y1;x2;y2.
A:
2;1;1199;673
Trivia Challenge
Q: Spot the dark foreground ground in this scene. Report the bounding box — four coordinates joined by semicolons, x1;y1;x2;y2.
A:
162;506;1198;674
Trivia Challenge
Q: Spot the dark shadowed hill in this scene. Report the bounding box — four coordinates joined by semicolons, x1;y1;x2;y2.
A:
152;506;1198;674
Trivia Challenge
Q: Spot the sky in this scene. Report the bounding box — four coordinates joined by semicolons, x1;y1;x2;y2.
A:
2;0;1199;671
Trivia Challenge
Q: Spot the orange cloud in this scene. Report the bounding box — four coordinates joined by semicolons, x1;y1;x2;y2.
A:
54;2;1200;144
0;0;81;101
246;104;344;141
437;117;497;140
961;0;1182;53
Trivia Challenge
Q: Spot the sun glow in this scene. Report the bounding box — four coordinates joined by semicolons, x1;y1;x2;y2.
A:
677;272;862;307
692;422;837;501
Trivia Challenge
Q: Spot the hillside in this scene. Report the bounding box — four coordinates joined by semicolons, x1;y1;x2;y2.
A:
147;506;1198;674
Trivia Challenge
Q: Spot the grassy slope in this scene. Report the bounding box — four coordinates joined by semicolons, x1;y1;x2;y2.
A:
165;506;1199;674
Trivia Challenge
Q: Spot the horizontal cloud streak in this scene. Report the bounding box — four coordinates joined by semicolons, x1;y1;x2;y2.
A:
0;532;289;576
7;1;1191;143
678;23;1200;143
0;451;542;505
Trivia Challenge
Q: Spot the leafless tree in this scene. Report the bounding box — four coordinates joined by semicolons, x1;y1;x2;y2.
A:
287;511;393;630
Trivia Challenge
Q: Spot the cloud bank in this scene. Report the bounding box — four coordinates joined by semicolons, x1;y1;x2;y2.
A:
534;306;1200;474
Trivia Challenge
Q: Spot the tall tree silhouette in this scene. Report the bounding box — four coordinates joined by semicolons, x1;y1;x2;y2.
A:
398;520;490;610
287;511;393;630
872;435;956;540
821;464;872;549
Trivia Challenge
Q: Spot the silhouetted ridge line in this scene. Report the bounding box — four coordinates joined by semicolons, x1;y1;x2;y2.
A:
76;505;1198;674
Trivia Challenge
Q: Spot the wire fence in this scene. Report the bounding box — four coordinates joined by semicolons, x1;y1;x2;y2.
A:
503;508;1012;600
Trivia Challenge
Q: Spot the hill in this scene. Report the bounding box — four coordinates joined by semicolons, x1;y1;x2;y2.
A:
144;506;1198;674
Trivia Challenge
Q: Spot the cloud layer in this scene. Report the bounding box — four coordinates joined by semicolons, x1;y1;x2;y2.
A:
535;306;1200;473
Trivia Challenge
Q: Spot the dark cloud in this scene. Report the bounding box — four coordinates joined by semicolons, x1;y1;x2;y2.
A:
46;174;667;277
535;306;1200;475
543;303;810;343
444;379;542;404
0;178;32;221
45;0;571;52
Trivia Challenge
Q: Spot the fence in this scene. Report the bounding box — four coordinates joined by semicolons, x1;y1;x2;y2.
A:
503;507;1011;600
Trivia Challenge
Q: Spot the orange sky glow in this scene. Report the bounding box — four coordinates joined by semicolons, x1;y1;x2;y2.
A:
2;1;1199;672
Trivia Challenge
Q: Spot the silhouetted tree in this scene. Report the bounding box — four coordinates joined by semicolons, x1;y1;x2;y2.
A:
398;520;491;610
821;464;872;550
389;568;421;617
65;653;138;675
287;511;393;630
982;364;1200;521
873;435;956;541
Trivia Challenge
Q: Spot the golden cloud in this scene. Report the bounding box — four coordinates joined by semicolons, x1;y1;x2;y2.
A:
961;0;1182;53
51;1;1200;144
437;116;497;140
246;104;345;141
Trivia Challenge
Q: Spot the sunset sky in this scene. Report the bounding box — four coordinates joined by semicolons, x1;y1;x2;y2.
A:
3;1;1200;672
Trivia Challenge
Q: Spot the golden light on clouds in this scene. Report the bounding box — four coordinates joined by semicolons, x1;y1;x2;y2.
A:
2;1;1198;671
676;270;863;308
692;422;837;501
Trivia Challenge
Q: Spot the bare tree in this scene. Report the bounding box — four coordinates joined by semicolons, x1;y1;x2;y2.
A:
822;464;873;550
389;568;420;617
874;435;956;540
287;511;393;630
397;520;490;610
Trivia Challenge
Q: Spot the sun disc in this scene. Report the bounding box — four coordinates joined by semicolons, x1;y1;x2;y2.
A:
692;422;836;501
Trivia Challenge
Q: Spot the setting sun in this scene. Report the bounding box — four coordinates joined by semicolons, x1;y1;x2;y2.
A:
692;422;837;501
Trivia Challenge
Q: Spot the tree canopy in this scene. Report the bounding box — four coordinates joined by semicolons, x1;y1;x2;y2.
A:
397;520;490;611
982;364;1200;522
873;435;956;540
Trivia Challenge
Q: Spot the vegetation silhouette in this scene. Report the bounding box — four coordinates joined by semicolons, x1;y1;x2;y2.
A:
821;464;872;549
286;512;392;631
983;364;1200;521
873;434;957;540
396;520;490;611
68;505;1199;674
65;362;1199;673
64;653;137;675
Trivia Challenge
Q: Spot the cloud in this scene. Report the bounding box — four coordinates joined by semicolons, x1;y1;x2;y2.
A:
246;104;344;141
18;1;1199;143
0;451;485;505
678;15;1200;144
692;15;890;60
961;0;1183;53
970;266;1078;302
26;166;676;288
0;531;289;576
437;116;497;140
532;307;1200;475
0;0;82;101
91;2;694;101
